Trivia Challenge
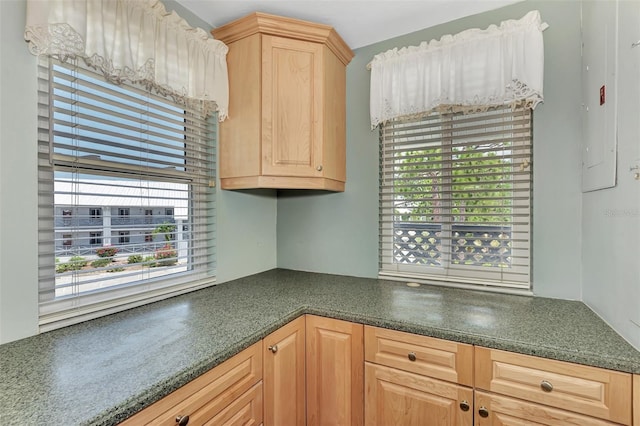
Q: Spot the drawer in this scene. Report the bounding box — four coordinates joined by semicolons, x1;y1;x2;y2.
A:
204;381;263;426
120;341;262;425
475;390;620;425
364;326;473;386
475;347;632;425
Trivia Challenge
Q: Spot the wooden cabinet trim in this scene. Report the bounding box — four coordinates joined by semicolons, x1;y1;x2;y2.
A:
475;346;632;424
212;12;354;66
204;381;263;426
365;325;474;387
633;375;639;426
220;175;345;191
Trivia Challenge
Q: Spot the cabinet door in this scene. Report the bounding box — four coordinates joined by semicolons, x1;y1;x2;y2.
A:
474;391;619;426
306;315;364;426
365;363;473;426
262;35;324;178
263;316;306;426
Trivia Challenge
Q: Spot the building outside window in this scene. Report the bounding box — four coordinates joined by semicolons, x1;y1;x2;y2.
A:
89;232;103;246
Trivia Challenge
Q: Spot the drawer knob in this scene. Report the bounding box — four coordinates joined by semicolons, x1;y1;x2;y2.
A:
478;407;489;418
176;415;189;426
316;165;323;171
459;400;470;412
407;352;417;362
268;345;278;353
540;380;553;392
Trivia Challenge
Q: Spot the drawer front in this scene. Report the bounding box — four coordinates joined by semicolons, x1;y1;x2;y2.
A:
203;381;263;426
365;362;473;426
120;341;263;425
475;391;619;426
475;347;632;425
364;326;473;386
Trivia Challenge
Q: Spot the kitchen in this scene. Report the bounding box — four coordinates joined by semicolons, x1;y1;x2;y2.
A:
0;0;639;424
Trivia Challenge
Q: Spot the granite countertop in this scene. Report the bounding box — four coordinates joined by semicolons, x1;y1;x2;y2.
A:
1;269;639;425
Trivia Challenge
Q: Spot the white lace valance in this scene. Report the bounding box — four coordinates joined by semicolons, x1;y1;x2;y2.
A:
368;10;548;128
24;0;229;119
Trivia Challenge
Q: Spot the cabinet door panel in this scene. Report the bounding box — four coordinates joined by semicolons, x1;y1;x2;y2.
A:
365;363;472;426
263;316;305;426
262;35;323;177
306;315;364;426
474;391;619;426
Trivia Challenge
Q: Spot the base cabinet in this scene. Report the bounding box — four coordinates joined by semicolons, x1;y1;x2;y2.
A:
365;363;473;426
306;315;364;426
120;317;636;426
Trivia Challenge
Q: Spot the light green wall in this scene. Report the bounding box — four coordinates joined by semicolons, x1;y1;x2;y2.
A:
0;0;277;344
581;0;640;349
277;0;585;300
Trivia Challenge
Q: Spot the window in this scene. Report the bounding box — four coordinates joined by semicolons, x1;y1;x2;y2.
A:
62;209;72;226
144;232;154;243
144;209;153;224
90;208;102;219
118;231;130;245
90;232;103;246
37;57;217;329
379;106;532;290
165;208;174;216
62;234;72;247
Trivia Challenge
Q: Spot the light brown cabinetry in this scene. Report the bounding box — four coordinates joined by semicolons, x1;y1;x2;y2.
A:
306;315;364;426
474;391;619;425
263;315;306;426
475;347;633;425
212;13;354;191
634;375;639;426
119;341;262;425
364;326;474;425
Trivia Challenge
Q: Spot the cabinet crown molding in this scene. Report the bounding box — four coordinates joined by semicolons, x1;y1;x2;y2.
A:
212;12;354;66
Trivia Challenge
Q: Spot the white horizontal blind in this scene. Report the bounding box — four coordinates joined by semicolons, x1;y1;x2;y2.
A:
37;58;216;327
379;106;532;289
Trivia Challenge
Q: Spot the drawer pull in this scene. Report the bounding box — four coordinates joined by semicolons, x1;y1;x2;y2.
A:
268;345;278;353
175;415;189;426
459;400;470;412
478;407;489;418
407;352;417;362
540;380;553;392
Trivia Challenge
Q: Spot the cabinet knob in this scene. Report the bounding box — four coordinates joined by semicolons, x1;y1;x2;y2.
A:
459;400;470;412
540;380;553;392
268;345;278;353
316;165;323;171
175;415;189;426
407;352;417;362
478;407;489;418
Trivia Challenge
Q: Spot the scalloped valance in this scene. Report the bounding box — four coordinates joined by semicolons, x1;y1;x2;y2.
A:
368;10;548;128
24;0;229;119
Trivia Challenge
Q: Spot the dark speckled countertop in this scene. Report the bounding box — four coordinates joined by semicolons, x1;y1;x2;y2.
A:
1;269;639;425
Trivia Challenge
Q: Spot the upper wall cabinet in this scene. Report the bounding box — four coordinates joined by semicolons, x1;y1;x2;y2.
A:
212;13;354;192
